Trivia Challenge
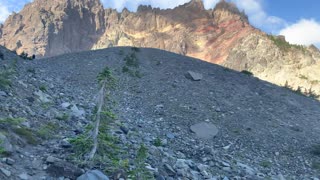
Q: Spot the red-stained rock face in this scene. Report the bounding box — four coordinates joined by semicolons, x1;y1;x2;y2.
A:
0;0;251;63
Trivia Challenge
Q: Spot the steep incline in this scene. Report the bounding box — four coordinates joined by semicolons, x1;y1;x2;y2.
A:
0;0;319;95
1;46;320;179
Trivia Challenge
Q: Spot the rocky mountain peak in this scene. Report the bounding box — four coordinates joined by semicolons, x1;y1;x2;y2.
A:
213;0;248;23
186;0;205;10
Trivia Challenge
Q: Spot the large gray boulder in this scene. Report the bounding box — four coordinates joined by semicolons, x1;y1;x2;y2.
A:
190;122;219;139
77;170;110;180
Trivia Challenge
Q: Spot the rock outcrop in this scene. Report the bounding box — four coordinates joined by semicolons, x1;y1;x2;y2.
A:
0;0;319;95
0;0;105;57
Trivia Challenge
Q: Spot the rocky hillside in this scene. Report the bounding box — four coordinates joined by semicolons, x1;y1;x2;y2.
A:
0;0;319;94
1;46;320;179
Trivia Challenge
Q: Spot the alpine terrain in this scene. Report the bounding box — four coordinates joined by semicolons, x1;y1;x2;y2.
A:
0;0;319;180
1;44;320;179
0;0;319;96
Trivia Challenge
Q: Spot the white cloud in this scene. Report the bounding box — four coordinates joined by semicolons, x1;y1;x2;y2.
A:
279;19;320;46
231;0;286;33
0;3;10;22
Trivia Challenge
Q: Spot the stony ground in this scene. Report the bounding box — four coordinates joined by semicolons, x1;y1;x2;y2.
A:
0;46;320;179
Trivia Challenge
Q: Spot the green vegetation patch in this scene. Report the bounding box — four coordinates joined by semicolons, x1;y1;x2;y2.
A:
131;47;140;52
0;117;38;145
268;35;306;52
241;70;253;76
56;113;70;121
153;138;162;147
13;127;38;145
284;81;320;99
124;53;139;68
128;144;154;179
37;122;59;140
0;69;13;90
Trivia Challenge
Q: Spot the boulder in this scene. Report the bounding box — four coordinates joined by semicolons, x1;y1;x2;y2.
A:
190;122;218;139
77;170;110;180
34;90;51;103
185;71;203;81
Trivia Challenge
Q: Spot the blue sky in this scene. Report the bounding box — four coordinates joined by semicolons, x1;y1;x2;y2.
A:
1;0;320;47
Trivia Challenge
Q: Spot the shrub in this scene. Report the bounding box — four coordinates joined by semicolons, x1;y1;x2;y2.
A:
124;53;139;67
131;47;140;52
122;66;129;73
19;52;34;60
13;127;38;145
311;145;320;156
119;49;124;56
241;70;253;76
0;70;13;90
37;122;59;140
153;138;162;147
268;35;306;52
284;81;319;99
0;52;4;60
39;85;47;92
312;161;320;170
128;144;153;179
56;113;69;121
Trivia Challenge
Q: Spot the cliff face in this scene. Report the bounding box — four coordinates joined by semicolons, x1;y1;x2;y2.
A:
223;33;320;95
93;0;254;64
0;0;319;95
0;0;253;61
0;0;105;57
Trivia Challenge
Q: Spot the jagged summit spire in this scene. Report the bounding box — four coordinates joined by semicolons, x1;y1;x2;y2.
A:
187;0;205;10
214;0;248;22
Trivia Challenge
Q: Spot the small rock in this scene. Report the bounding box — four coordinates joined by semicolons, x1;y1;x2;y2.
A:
237;162;255;175
156;175;165;180
71;105;85;118
273;174;286;180
164;164;176;175
61;139;72;148
18;81;28;88
166;133;175;139
223;144;232;150
0;132;13;154
5;158;15;165
21;121;31;128
222;167;232;172
0;91;7;97
26;97;35;103
257;173;265;178
61;102;71;109
185;71;203;81
190;122;219;139
46;156;60;164
174;159;191;170
120;126;129;134
221;162;230;167
46;161;82;179
77;170;109;180
0;168;11;177
18;173;29;180
34;90;51;103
